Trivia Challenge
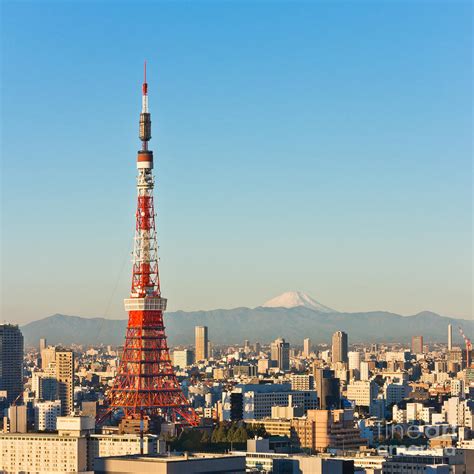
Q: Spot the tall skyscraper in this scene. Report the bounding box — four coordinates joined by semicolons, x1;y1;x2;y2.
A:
303;338;311;357
0;324;24;404
271;338;290;371
195;326;209;361
348;351;361;372
313;367;340;409
6;405;27;433
32;370;58;401
55;350;74;416
332;331;348;364
41;346;56;370
39;338;47;352
411;336;424;355
360;361;370;381
448;324;452;351
254;342;261;354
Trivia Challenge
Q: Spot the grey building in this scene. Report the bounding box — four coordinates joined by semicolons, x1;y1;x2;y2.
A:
271;337;290;371
313;368;340;409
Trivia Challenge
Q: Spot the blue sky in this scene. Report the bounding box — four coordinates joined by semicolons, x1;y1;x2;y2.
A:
1;1;472;324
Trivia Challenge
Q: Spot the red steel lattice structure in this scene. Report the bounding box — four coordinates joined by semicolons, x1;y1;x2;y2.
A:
103;63;199;426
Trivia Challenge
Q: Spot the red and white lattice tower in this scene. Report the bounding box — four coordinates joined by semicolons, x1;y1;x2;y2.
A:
103;63;199;426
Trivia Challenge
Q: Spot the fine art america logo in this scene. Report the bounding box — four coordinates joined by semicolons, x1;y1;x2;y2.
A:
374;421;459;456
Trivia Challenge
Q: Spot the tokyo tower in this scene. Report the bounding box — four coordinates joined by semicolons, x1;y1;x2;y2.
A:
103;63;199;426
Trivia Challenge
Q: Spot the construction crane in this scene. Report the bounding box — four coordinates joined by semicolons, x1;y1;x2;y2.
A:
458;326;472;369
11;393;22;407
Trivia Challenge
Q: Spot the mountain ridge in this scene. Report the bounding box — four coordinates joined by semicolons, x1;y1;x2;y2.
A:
20;307;473;347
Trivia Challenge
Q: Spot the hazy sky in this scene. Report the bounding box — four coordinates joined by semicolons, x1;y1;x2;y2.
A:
1;1;472;325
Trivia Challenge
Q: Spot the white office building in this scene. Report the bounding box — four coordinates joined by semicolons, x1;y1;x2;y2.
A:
222;384;318;420
34;400;62;431
346;380;378;407
348;351;361;372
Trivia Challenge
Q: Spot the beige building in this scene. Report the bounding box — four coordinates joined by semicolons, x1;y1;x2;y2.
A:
248;410;365;454
303;338;311;357
311;409;367;452
56;350;74;416
41;346;57;370
0;416;165;473
270;338;290;371
94;453;246;473
332;331;348;364
89;433;164;470
346;380;378;407
195;326;208;361
0;432;88;473
290;374;313;391
411;335;424;354
4;405;27;433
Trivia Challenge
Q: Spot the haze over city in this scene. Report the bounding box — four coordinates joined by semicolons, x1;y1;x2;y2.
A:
1;2;472;325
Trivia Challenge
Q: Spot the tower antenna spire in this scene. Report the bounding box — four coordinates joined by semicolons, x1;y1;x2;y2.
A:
143;60;147;95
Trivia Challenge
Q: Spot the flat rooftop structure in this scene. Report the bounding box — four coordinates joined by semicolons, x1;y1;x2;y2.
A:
94;452;246;474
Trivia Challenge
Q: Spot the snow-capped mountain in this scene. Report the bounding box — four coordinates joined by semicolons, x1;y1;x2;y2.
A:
261;291;337;313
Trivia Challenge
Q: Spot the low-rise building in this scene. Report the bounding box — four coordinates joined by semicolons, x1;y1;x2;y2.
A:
94;453;246;473
0;416;165;473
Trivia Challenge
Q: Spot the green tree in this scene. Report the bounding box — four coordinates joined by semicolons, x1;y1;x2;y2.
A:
200;430;211;445
212;423;228;443
232;425;248;443
246;423;267;438
227;424;237;442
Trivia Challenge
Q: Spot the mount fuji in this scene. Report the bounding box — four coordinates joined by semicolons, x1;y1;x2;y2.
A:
261;291;337;313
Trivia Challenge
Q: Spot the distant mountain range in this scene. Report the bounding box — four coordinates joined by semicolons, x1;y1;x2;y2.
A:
20;292;472;348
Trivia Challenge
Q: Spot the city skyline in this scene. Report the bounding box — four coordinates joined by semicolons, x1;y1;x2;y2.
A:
2;2;472;325
1;2;473;473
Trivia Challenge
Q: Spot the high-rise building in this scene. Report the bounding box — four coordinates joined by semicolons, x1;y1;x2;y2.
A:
5;405;27;433
290;374;314;391
271;338;290;371
311;409;367;452
34;400;62;431
313;367;340;409
244;340;250;353
0;324;24;404
173;349;194;368
222;383;318;420
32;370;58;401
346;380;379;407
448;324;453;351
303;338;311;357
207;340;213;359
411;335;424;354
41;346;57;370
348;351;361;372
360;361;370;381
254;342;261;354
195;326;209;361
331;331;348;364
55;350;74;416
39;338;47;352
